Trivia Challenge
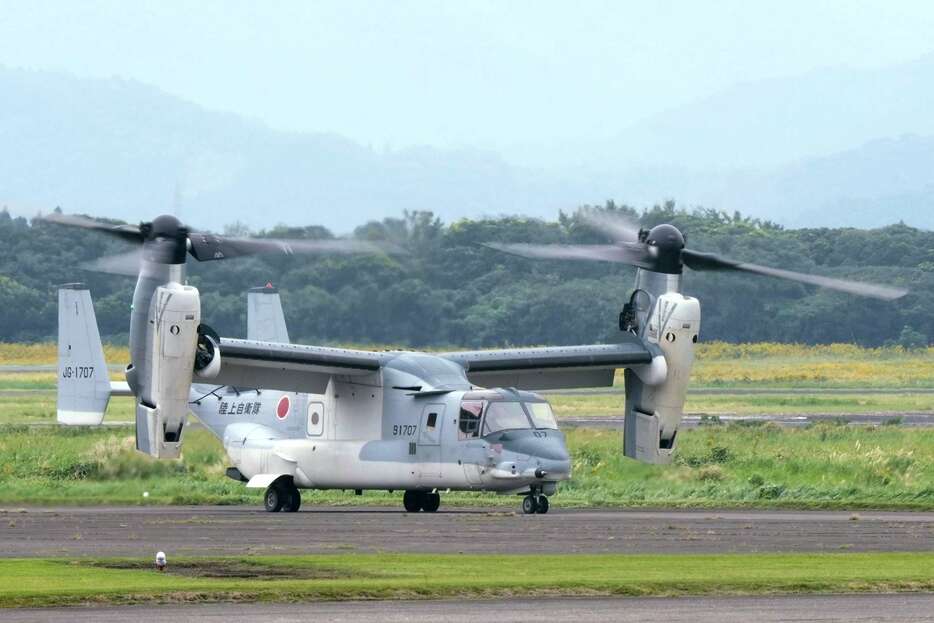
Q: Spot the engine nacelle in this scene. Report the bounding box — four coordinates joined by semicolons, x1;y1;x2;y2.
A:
624;291;701;464
135;283;200;458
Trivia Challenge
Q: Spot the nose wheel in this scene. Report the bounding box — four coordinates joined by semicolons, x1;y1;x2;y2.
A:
521;494;549;514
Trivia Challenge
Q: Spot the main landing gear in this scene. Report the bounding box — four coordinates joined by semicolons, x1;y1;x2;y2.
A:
264;480;301;512
522;493;549;514
403;490;441;513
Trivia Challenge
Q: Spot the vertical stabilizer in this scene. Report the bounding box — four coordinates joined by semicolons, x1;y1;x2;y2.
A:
248;284;290;344
57;284;112;425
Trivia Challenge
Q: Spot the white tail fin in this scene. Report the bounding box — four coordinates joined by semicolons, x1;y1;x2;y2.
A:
57;284;130;425
247;285;290;343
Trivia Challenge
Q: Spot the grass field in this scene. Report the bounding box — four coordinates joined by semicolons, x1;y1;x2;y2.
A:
685;342;934;388
1;341;931;509
2;391;930;427
3;341;933;390
1;423;931;509
1;552;932;607
549;392;934;417
3;340;934;423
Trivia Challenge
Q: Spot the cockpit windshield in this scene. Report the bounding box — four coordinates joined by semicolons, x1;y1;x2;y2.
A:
457;390;558;440
525;402;558;429
481;401;530;435
458;393;558;438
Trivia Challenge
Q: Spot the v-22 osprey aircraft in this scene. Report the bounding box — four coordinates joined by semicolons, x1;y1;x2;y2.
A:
50;212;907;514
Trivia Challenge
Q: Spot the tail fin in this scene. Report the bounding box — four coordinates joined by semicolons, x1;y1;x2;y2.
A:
247;284;290;343
57;284;131;425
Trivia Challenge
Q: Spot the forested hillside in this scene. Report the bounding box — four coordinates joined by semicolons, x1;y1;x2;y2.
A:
0;202;930;348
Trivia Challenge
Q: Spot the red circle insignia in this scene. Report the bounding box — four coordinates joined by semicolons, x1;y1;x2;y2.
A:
276;396;291;420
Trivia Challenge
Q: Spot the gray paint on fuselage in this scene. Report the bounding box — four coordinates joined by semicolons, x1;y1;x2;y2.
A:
186;351;571;493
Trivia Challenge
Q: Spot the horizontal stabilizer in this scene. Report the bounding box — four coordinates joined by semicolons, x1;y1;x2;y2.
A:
109;381;133;397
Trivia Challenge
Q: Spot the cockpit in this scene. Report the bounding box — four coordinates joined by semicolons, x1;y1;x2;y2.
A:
457;389;558;439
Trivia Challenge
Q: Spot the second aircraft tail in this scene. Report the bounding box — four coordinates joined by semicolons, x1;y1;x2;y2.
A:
247;284;290;344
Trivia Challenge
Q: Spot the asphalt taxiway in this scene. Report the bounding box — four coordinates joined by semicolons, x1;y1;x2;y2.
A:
2;506;932;558
4;594;934;622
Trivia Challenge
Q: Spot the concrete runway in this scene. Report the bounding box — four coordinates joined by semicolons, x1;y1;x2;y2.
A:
2;506;932;557
4;594;934;622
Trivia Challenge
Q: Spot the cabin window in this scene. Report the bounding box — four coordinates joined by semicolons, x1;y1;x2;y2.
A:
426;412;438;430
307;401;325;437
458;400;483;439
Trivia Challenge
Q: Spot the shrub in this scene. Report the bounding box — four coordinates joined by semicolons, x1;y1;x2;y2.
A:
696;465;725;482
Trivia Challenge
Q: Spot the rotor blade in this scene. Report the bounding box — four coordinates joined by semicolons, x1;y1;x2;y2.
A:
578;208;642;243
79;249;142;276
483;242;651;266
681;249;908;301
187;233;404;262
40;213;143;243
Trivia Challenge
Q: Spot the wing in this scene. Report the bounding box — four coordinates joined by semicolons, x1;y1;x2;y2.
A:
213;339;390;393
441;333;653;390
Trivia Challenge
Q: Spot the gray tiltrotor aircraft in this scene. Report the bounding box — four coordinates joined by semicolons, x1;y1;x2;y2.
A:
51;212;906;514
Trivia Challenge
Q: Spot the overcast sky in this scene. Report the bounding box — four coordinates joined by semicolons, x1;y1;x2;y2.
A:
2;0;934;153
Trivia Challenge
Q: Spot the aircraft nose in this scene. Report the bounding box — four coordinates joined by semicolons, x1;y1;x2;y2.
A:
494;430;571;474
529;437;571;480
533;437;570;462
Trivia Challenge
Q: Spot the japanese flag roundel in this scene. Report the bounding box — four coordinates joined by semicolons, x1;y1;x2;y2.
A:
276;396;291;420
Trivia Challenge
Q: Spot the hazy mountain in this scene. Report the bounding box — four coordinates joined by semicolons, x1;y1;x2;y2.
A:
534;134;934;229
0;66;931;232
710;135;934;228
583;53;934;170
0;67;587;231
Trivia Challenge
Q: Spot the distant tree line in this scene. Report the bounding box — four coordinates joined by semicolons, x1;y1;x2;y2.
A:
0;201;930;348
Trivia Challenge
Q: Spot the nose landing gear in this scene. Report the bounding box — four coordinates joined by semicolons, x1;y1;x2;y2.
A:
521;492;550;514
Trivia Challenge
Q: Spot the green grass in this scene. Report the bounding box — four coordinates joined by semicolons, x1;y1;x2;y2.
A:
1;391;928;427
563;425;934;509
5;341;934;391
0;394;135;424
1;552;933;607
1;424;932;510
687;342;934;389
549;392;934;417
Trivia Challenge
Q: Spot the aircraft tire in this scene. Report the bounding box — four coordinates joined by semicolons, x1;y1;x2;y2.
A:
264;485;284;512
521;495;538;515
403;490;422;512
282;486;301;512
535;496;549;514
422;492;441;513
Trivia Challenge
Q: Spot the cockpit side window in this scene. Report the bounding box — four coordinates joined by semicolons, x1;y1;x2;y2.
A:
525;402;558;429
482;401;531;435
459;400;484;439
